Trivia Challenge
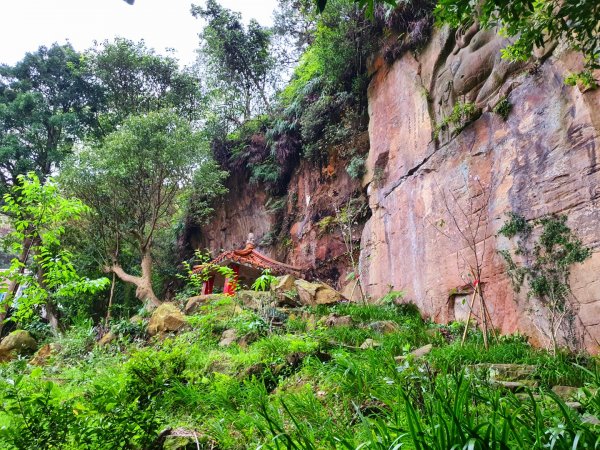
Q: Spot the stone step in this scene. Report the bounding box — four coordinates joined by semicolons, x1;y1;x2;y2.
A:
467;363;537;382
493;380;539;392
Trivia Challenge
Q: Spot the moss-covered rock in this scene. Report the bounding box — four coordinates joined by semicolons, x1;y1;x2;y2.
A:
0;330;37;355
147;302;186;336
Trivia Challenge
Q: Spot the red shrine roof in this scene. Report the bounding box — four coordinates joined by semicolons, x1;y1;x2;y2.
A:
193;243;304;278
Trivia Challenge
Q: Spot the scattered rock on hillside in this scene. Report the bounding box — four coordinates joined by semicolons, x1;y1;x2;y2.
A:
360;339;381;349
410;343;433;358
368;321;399;334
468;363;537;382
294;280;343;306
395;344;432;362
322;313;353;327
552;385;579;400
236;290;272;310
29;343;61;366
0;330;37;355
147;303;186;336
272;274;295;294
98;331;117;346
219;329;238;347
184;294;223;315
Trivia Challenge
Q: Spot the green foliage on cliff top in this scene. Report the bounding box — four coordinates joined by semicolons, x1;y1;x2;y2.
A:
435;0;600;70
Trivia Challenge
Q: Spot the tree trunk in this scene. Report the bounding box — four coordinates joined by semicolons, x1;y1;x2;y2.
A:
0;236;34;337
36;258;65;334
106;250;161;309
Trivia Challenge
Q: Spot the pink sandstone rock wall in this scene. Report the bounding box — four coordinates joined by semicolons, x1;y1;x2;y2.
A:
360;26;600;351
195;138;368;291
194;25;600;351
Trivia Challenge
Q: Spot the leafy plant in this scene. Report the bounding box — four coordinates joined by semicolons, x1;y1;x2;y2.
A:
498;213;591;354
564;71;599;91
434;101;480;138
346;155;366;179
252;270;278;292
0;173;109;332
493;96;512;120
380;290;405;305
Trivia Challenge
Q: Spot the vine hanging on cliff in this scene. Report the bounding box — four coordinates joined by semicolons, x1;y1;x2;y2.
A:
498;213;592;354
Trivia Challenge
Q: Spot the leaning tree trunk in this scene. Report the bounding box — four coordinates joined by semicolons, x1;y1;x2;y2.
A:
106;250;161;310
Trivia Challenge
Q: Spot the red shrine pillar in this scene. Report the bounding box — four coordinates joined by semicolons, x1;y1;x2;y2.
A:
203;275;215;295
223;264;240;296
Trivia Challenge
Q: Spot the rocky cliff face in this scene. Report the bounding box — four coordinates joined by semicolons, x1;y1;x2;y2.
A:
195;26;600;351
195;135;369;294
361;26;600;351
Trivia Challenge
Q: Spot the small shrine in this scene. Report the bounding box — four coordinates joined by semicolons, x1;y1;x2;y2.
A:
193;234;304;295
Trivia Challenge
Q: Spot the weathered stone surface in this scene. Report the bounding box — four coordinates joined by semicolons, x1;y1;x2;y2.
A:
98;331;117;346
552;385;579;400
0;330;37;354
219;329;238;347
189;25;600;352
195;138;368;291
272;275;296;294
360;338;381;349
410;343;433;358
294;279;343;306
29;343;61;366
184;294;222;315
468;364;537;382
321;313;353;328
368;321;399;334
147;303;186;336
360;27;600;351
272;275;301;306
236;290;272;310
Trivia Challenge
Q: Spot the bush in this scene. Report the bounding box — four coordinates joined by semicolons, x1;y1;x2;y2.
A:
346;155;366;179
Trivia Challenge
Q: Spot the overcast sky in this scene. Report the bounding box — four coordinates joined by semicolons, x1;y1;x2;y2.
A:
0;0;278;67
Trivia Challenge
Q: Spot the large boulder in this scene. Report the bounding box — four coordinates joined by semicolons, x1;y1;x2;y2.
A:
272;274;296;293
294;280;343;306
0;330;37;355
147;303;186;336
184;294;223;315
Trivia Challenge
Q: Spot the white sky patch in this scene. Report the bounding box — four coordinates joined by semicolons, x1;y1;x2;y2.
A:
0;0;278;68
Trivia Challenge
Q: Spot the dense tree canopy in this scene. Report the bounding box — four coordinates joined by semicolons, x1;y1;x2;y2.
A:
192;0;278;124
87;38;204;134
63;111;225;308
0;44;102;193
